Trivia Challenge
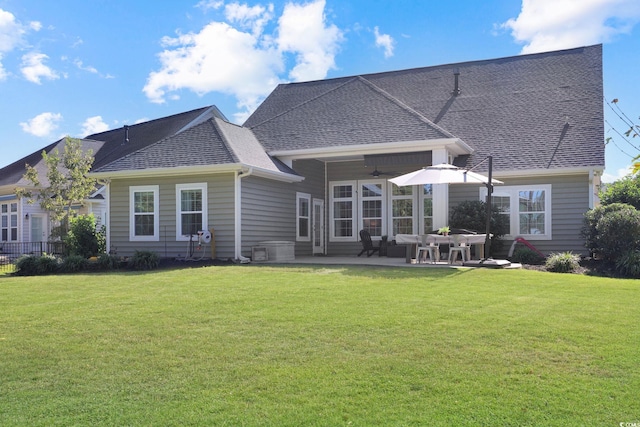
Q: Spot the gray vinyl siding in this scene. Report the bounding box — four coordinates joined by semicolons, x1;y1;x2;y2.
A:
240;175;296;258
108;173;236;259
292;159;326;256
449;174;591;256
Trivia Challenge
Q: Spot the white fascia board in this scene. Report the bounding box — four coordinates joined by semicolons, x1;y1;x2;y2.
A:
89;164;244;179
89;163;303;183
248;167;305;183
269;138;472;161
495;166;604;179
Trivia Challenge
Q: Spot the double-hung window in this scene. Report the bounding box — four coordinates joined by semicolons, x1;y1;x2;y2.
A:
360;181;385;238
130;186;159;241
330;181;356;241
390;184;413;235
296;192;311;241
176;183;207;240
1;202;18;242
482;184;551;239
420;184;433;234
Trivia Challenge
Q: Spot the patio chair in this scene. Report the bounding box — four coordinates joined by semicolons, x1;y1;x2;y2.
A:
448;234;471;264
416;235;440;264
357;229;380;257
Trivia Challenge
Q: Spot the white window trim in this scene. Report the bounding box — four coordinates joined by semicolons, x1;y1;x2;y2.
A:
175;183;208;241
329;180;357;242
1;201;19;242
481;184;552;240
296;192;311;242
359;179;387;239
129;185;159;242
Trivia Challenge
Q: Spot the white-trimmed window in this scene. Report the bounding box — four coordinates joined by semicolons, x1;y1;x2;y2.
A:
1;202;18;242
482;184;552;240
296;192;311;241
330;181;357;241
176;183;207;241
420;184;433;234
390;184;414;235
360;180;385;238
130;186;159;241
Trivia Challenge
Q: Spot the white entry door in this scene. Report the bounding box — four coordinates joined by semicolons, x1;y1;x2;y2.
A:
30;214;47;242
312;199;324;254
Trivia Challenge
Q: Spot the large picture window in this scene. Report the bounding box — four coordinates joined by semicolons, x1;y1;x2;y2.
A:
420;184;433;233
482;184;551;239
360;181;385;237
176;183;207;240
130;186;159;241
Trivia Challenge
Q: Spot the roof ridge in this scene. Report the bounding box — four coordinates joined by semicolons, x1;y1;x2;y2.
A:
356;76;458;140
209;118;241;164
246;77;360;129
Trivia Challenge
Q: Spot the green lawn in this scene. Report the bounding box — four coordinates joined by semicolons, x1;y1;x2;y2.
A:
1;266;638;426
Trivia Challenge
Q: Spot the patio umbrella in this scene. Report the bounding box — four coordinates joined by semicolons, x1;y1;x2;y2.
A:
388;163;503;186
389;158;501;260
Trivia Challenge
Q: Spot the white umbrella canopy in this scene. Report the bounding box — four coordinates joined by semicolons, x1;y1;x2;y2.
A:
388;163;503;187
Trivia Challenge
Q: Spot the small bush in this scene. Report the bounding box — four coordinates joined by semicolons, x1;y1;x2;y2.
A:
97;253;120;271
545;252;580;273
14;254;60;276
129;250;160;271
614;249;640;278
61;255;89;273
67;214;100;258
511;247;545;265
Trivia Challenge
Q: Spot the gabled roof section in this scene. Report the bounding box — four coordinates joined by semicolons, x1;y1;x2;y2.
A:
88;106;223;170
245;76;456;152
245;45;604;173
93;117;299;180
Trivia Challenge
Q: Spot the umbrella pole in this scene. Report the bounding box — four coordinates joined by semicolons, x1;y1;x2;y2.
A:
483;156;493;260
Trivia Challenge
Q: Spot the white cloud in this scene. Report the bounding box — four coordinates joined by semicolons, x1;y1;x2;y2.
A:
502;0;640;54
29;21;42;31
277;0;343;82
144;0;343;122
373;26;394;58
81;116;109;136
0;8;26;80
21;52;60;84
225;2;274;35
20;112;63;137
74;58;98;74
602;166;633;183
196;0;224;11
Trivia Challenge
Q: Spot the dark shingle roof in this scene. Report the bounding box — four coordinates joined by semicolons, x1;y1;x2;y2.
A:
88;106;223;170
245;45;604;172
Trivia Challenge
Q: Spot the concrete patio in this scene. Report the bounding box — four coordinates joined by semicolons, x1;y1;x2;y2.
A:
258;255;520;269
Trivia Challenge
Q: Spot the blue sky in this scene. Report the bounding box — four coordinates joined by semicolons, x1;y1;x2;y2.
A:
1;0;639;182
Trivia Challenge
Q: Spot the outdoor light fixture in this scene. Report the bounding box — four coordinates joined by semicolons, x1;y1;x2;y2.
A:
25;213;29;220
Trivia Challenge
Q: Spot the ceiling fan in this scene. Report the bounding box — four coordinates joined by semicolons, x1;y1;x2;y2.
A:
368;165;396;177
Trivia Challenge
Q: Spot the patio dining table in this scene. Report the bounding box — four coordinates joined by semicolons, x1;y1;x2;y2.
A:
395;233;490;263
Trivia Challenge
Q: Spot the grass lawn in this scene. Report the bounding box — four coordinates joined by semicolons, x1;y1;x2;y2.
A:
1;265;639;426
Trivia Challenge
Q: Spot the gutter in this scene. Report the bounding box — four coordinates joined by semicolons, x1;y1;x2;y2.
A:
234;167;254;262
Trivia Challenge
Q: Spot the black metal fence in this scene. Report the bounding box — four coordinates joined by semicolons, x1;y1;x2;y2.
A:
0;241;67;273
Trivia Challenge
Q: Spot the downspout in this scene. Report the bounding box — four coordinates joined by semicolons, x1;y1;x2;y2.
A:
235;167;254;261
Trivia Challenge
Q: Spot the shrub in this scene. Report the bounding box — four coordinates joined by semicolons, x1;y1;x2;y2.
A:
67;214;100;258
60;255;89;273
545;252;580;273
614;249;640;278
14;254;60;276
450;200;510;256
129;250;160;271
594;207;640;263
511;247;545;265
97;253;120;271
581;203;636;259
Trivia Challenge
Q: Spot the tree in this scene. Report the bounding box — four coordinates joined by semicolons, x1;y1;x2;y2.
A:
16;137;97;239
606;98;640;174
600;174;640;209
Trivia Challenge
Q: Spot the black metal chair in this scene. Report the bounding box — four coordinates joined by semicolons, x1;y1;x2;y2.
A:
357;229;380;257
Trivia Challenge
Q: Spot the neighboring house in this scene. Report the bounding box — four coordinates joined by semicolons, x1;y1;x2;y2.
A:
0;138;107;247
2;45;604;259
